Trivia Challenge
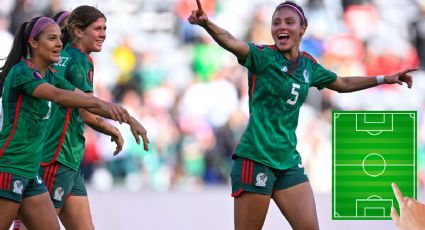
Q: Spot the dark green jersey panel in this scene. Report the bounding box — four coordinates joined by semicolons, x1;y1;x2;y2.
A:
41;44;94;170
0;59;74;178
235;43;337;170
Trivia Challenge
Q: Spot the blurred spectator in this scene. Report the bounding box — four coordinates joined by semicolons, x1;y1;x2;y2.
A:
410;0;425;68
0;14;13;67
9;0;37;34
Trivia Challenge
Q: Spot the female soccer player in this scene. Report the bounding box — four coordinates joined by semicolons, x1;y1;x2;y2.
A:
14;6;148;230
0;16;131;229
189;1;416;229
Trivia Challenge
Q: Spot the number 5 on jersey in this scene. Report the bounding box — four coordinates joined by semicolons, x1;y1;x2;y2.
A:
286;83;300;105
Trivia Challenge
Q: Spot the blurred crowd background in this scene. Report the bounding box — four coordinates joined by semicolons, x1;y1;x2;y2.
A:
0;0;424;194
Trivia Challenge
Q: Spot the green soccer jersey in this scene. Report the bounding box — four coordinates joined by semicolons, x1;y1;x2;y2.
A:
41;43;94;171
0;59;74;178
235;43;337;170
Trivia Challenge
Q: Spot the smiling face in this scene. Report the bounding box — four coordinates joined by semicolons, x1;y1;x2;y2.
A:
75;17;106;54
29;23;63;65
271;7;306;55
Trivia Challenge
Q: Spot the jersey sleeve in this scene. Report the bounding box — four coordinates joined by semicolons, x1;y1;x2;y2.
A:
311;63;337;90
12;69;48;95
53;74;75;91
238;43;268;73
66;60;93;93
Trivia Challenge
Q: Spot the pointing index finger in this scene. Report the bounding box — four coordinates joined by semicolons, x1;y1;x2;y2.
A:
400;68;419;75
196;0;203;11
392;183;404;206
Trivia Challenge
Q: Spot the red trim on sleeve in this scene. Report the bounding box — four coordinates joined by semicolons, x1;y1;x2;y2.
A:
40;108;71;166
0;94;23;157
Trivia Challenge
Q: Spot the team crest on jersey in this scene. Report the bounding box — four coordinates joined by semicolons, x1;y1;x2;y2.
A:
13;180;24;194
255;173;267;187
88;70;94;85
281;66;288;72
254;43;265;50
32;71;42;79
303;69;310;83
54;187;65;201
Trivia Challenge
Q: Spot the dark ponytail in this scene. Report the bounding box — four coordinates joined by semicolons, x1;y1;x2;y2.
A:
0;17;40;96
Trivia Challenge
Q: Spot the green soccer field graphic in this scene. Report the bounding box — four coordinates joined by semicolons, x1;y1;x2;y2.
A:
332;111;416;220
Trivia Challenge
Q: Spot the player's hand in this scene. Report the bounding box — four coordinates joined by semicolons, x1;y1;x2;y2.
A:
99;100;130;124
187;0;209;27
390;182;425;230
128;117;149;151
110;126;124;156
384;68;417;88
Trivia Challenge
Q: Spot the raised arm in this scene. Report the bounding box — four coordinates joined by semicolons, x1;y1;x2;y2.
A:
326;68;416;93
188;0;249;60
32;83;130;123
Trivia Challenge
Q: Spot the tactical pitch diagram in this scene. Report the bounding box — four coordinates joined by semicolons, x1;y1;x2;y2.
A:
332;111;416;220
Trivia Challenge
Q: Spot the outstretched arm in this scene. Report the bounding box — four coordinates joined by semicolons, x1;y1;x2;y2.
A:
188;0;249;60
80;92;149;151
326;68;416;93
32;83;130;123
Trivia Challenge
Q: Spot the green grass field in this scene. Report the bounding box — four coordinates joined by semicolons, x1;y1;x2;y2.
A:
332;111;416;220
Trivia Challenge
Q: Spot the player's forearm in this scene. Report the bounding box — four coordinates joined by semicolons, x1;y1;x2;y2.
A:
52;88;101;108
328;76;380;93
202;21;248;59
81;109;117;137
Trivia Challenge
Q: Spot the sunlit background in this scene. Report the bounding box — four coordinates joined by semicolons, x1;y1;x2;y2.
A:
1;0;424;229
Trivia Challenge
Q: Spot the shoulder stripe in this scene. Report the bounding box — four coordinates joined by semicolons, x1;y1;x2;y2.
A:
25;59;38;70
301;51;317;63
0;94;23;157
267;45;278;51
40;108;71;166
48;67;57;73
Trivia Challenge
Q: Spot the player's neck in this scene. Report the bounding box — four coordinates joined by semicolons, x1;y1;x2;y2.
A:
282;48;300;62
71;42;91;55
